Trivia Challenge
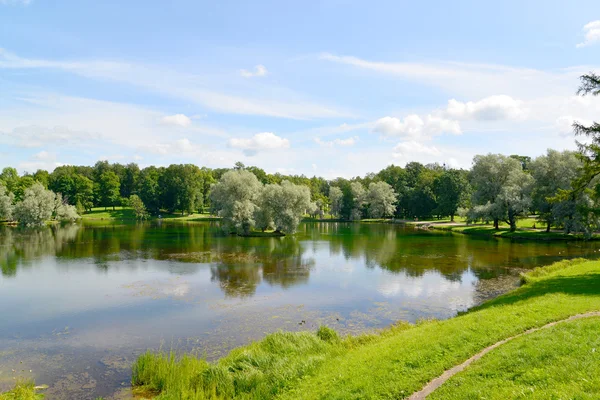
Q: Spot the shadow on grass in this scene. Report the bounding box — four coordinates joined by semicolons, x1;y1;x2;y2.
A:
472;272;600;312
83;208;136;220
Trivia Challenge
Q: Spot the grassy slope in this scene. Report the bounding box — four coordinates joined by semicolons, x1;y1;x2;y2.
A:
430;317;600;399
132;258;600;399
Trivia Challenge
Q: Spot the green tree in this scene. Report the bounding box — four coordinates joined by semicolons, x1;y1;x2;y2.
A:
350;182;366;220
120;163;140;198
128;194;149;220
0;167;19;194
529;150;582;232
0;183;14;221
433;169;469;221
329;186;343;218
96;171;121;210
14;183;56;226
366;181;397;219
469;154;533;231
159;164;203;214
210;170;262;235
138;166;162;214
255;181;311;234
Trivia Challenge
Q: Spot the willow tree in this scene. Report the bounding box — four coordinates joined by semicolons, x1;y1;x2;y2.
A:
256;181;311;234
468;154;533;231
0;183;14;221
210;170;262;235
366;181;397;219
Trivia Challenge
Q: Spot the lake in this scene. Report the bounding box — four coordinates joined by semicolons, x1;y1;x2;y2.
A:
1;221;599;399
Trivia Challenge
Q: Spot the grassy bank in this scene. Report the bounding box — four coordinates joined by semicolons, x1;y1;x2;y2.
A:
0;381;43;399
433;224;594;241
81;207;220;222
132;258;600;399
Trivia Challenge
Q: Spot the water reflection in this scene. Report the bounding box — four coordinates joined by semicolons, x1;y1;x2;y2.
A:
2;222;600;297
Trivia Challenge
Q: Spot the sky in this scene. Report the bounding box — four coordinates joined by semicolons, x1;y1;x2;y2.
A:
1;0;600;178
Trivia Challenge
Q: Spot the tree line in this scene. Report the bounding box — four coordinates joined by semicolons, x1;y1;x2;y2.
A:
0;150;592;234
1;73;599;233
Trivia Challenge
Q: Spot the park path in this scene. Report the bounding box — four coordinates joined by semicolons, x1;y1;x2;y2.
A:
407;311;600;400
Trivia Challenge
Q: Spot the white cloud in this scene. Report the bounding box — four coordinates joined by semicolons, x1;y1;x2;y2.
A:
555;115;594;136
140;138;197;155
160;114;191;127
444;95;525;121
19;150;63;172
392;141;442;158
240;64;268;78
0;49;348;119
0;125;101;148
228;132;290;156
372;115;461;139
320;52;585;99
577;21;600;48
314;136;358;147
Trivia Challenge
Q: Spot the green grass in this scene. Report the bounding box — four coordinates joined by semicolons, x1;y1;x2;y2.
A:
434;223;596;241
82;207;220;222
0;381;43;400
133;258;600;399
430;317;600;399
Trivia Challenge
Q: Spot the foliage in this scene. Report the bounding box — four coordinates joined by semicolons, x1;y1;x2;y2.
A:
159;164;204;214
433;169;469;221
255;181;311;233
128;194;149;220
329;186;343;218
468;154;533;231
210;170;262;235
95;171;121;210
366;181;397;218
349;182;366;220
0;183;14;221
14;183;56;226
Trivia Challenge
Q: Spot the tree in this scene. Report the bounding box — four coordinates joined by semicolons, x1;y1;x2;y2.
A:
138;166;163;214
210;170;262;235
129;194;149;220
572;72;600;191
329;186;343;218
529;150;582;232
96;171;121;210
0;183;14;221
120;163;140;198
53;193;80;222
366;181;397;218
255;181;311;234
433;169;469;221
159;164;203;214
0;167;19;194
469;154;533;231
350;181;366;220
14;183;56;226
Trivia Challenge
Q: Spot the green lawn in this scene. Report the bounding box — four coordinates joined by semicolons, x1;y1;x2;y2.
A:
437;224;593;241
430;317;600;399
131;258;600;399
82;207;219;222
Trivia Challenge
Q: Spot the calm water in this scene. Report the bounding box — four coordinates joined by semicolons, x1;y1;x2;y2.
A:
1;222;600;399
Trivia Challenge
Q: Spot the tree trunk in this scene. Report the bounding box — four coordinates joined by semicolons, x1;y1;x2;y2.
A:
494;218;499;230
546;222;551;233
510;219;516;232
450;213;455;222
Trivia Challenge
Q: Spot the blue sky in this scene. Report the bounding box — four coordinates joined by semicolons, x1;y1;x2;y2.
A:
1;0;600;178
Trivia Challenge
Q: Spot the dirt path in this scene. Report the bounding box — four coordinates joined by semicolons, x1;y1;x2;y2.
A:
407;311;600;400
